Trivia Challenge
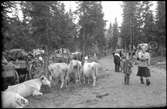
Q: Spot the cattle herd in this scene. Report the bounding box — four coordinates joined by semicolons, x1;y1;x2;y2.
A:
1;48;100;108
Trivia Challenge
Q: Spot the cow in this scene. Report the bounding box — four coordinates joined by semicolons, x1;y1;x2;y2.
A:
5;75;51;97
82;56;98;86
2;91;29;108
48;63;69;89
71;51;83;62
66;60;82;84
32;49;45;57
2;62;20;91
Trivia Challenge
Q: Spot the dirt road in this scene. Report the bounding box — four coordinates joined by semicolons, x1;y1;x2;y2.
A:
26;55;166;108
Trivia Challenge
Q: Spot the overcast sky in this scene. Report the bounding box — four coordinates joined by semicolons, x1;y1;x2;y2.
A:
62;1;157;29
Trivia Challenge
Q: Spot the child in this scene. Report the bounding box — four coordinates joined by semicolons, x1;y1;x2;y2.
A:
122;54;133;85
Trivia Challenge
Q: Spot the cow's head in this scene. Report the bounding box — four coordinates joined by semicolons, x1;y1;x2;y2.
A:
40;75;51;87
84;56;88;60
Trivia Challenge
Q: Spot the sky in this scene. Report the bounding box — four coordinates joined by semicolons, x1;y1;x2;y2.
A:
62;1;157;29
9;1;157;29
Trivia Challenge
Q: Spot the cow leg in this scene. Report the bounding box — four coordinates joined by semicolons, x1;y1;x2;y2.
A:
65;74;69;88
87;77;90;84
76;67;80;84
92;74;96;87
78;72;81;85
83;75;86;84
60;74;65;89
80;71;84;84
86;76;89;84
51;77;56;87
60;81;64;89
33;90;43;96
15;71;20;84
75;71;78;84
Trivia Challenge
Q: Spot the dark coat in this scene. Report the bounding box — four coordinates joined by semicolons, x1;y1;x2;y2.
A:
114;54;121;65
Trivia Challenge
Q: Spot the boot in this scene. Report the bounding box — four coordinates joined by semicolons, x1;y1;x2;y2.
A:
115;64;117;72
116;64;119;72
146;79;151;86
140;77;144;84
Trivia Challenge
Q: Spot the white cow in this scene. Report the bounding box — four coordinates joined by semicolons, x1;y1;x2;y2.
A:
83;56;98;86
5;75;51;97
67;60;82;84
48;63;68;88
32;49;45;57
2;91;29;108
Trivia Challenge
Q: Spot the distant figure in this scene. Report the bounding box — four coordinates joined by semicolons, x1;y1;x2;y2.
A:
113;52;121;72
122;55;133;85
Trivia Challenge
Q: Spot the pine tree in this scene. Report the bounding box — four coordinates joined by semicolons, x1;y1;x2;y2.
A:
106;23;113;49
120;1;138;50
76;1;106;56
112;18;119;49
2;1;77;51
156;1;166;55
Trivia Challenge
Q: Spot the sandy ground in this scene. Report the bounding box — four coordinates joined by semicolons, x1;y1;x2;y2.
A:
26;55;166;108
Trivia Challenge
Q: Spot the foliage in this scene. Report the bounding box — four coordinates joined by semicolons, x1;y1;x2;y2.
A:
2;1;77;51
156;1;166;46
156;1;166;56
75;1;106;56
120;1;138;50
109;18;119;50
2;1;165;56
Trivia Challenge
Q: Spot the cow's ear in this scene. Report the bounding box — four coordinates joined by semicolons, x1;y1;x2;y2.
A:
40;75;44;80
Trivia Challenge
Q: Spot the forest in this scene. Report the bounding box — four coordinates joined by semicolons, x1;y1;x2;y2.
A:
1;1;166;56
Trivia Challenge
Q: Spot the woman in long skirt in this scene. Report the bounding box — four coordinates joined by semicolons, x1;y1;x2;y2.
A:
136;50;151;86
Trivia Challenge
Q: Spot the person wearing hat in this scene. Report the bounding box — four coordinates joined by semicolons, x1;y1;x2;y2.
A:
113;51;121;72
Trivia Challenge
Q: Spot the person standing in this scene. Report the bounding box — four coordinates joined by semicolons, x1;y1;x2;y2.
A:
136;49;151;86
122;54;133;85
113;52;121;72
